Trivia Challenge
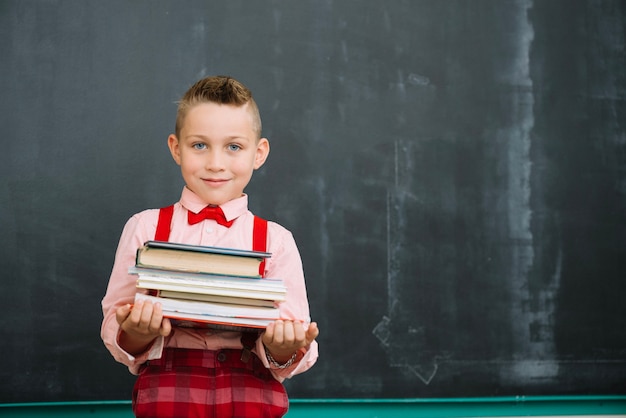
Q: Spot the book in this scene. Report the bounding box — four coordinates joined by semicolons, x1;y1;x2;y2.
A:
130;266;287;302
170;318;266;333
154;289;276;308
132;243;285;332
135;241;271;278
134;293;279;331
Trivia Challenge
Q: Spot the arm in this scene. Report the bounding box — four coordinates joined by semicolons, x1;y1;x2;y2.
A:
101;210;169;372
254;224;320;379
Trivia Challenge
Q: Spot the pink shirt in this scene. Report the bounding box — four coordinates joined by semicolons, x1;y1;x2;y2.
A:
101;187;318;381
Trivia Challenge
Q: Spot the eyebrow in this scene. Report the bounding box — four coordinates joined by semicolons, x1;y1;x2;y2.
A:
184;134;253;142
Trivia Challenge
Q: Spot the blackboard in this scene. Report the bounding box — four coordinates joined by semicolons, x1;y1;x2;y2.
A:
1;0;625;403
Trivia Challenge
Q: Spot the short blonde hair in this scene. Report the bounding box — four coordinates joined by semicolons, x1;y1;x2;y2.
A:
175;76;262;139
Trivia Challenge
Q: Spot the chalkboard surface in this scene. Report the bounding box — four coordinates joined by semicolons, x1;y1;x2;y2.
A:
1;0;625;403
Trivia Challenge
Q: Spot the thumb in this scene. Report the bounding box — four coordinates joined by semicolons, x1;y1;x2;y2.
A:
160;318;172;337
115;304;132;325
305;322;319;344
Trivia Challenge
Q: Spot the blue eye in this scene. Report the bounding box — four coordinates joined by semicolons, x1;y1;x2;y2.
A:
193;143;207;150
228;144;241;152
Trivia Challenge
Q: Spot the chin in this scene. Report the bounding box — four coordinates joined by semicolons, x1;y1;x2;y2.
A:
200;194;234;206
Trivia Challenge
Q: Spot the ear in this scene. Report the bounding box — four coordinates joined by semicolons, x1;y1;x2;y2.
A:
253;137;270;170
167;134;182;165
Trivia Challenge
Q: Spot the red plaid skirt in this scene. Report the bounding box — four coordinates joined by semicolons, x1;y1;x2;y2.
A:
132;348;288;418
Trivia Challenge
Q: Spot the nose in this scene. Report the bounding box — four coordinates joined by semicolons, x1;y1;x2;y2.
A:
205;150;225;171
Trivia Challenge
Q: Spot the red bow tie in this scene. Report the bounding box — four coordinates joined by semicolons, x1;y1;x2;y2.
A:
188;206;234;228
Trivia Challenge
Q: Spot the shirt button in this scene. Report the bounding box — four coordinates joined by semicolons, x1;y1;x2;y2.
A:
217;352;227;362
206;227;214;234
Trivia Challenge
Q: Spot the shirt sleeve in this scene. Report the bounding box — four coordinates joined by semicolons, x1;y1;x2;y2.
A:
254;223;319;381
100;210;165;375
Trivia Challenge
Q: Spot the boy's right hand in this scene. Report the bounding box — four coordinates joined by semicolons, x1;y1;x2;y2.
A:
115;299;172;356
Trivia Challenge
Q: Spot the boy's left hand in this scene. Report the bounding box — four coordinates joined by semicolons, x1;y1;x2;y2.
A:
262;320;319;365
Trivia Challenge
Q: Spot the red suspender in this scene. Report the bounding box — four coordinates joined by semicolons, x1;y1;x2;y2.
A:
155;206;268;277
253;215;268;277
155;205;174;242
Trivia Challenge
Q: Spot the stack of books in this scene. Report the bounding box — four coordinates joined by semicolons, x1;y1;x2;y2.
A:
131;241;286;331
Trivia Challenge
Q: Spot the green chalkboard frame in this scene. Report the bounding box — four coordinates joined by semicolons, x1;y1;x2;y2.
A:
1;396;625;417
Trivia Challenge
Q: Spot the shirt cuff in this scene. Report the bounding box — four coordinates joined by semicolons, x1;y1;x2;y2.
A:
255;338;318;381
114;331;165;375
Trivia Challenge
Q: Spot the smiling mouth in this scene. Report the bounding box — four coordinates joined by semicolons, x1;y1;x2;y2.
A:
203;178;229;186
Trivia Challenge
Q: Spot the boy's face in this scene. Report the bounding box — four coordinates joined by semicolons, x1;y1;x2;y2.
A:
168;102;269;206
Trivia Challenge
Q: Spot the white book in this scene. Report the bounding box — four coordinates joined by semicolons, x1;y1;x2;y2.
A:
135;293;280;321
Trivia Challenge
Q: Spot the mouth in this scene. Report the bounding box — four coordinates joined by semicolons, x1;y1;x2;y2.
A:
202;178;229;187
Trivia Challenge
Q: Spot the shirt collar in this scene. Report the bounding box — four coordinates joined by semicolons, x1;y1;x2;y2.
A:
180;187;249;222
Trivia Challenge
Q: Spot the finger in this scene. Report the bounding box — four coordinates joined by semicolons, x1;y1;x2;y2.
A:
282;320;296;345
147;303;164;333
293;321;306;342
115;304;132;325
128;299;145;323
271;320;285;344
262;322;275;345
138;301;156;329
305;322;320;343
160;317;172;337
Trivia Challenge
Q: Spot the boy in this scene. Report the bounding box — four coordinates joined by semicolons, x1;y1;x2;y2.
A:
101;76;319;418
